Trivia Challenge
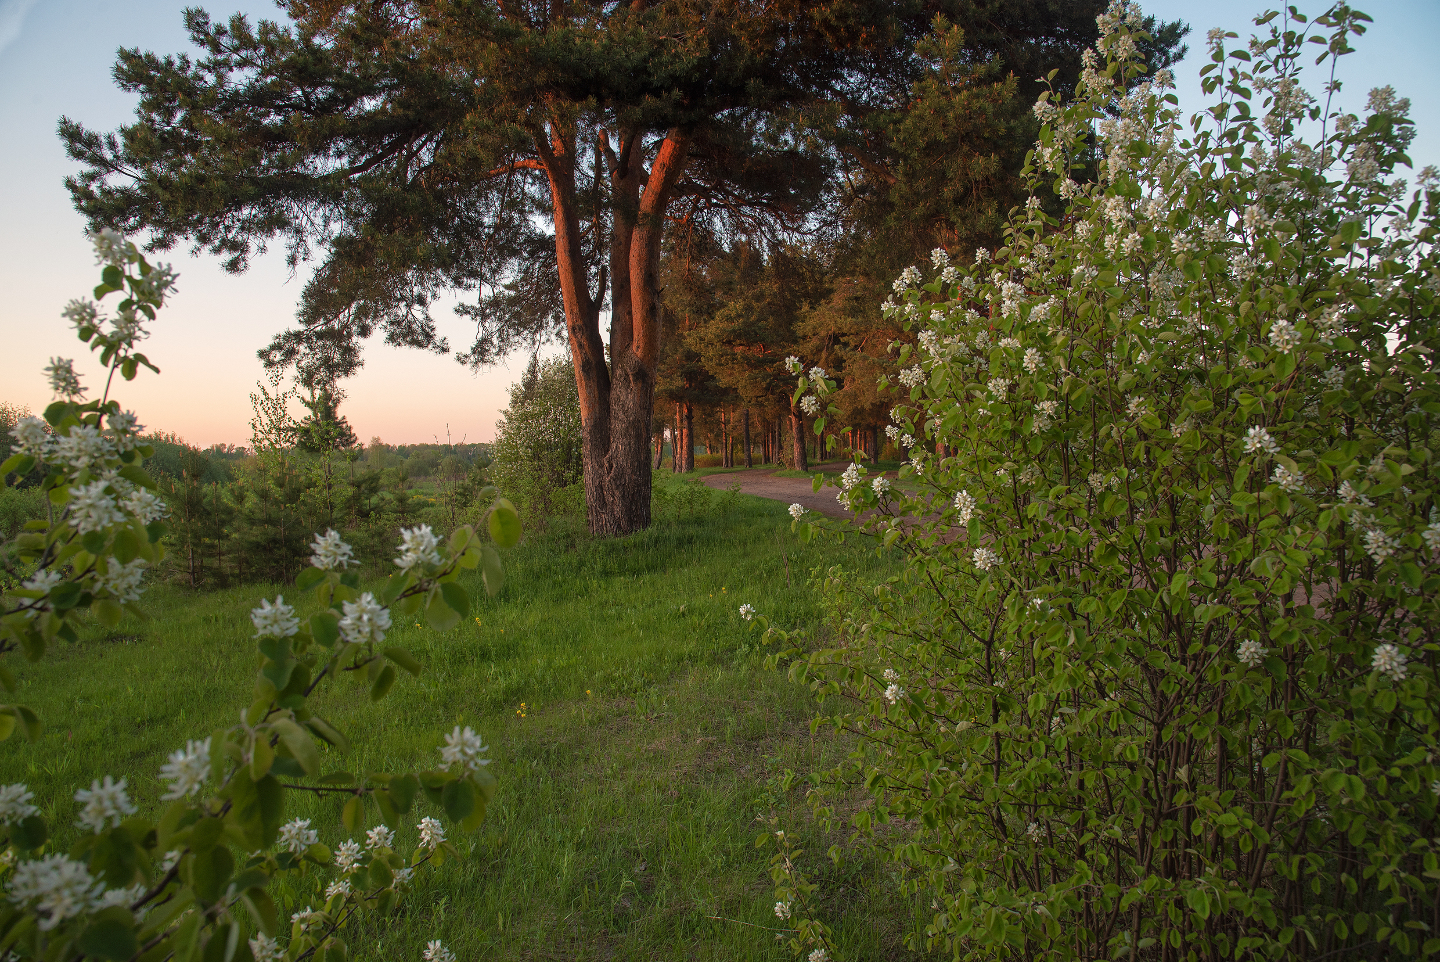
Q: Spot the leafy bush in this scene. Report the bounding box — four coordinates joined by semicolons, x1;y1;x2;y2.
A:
763;4;1440;959
490;356;583;521
0;232;522;961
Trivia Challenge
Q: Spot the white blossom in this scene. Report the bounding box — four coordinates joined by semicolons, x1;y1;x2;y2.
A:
251;596;299;639
393;866;414;886
1023;348;1043;373
8;854;107;930
788;503;805;520
0;784;38;825
338;592;391;645
417;816;446;851
334;839;363;875
54;424;111;470
122;488;167;523
365;825;395;851
279;818;319;854
872;476;890;497
972;547;1001;571
249;935;283;962
775;901;792;920
1243;426;1280;457
91;228;129;268
159;738;211;800
441;725;490;775
1362;526;1399;564
291;906;320;934
1269;318;1301;353
953;490;977;524
44;358;84;400
74;776;137;833
309;529;355;570
898;366;926;389
1026;822;1044;841
1422;521;1440;552
884;683;905;705
809;949;829;962
1126;396;1149;419
901;434;915;449
1236;640;1267;667
424;941;456;962
395;523;442;575
799;395;821;416
93;558;146;604
1271;465;1305;493
1371;643;1407;682
739;604;755;621
68;480;125;535
840;463;861;490
21;569;63;595
11;417;50;457
324;879;350;902
884;424;899;441
1338;481;1373;507
986;378;1012;400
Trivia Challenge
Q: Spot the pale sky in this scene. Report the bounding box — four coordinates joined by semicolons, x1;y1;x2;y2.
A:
1;0;1436;447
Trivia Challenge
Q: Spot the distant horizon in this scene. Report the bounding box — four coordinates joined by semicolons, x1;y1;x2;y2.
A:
3;0;1436;446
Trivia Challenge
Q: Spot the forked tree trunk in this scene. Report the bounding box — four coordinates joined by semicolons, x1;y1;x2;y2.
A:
538;123;691;535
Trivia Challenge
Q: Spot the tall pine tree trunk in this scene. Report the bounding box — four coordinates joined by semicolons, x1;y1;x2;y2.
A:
743;407;752;468
682;402;695;473
672;405;680;473
790;410;808;472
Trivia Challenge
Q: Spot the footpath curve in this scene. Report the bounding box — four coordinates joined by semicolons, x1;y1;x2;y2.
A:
698;465;853;518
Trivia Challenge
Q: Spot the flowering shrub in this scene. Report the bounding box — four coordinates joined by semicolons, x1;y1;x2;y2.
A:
0;233;520;960
760;3;1440;958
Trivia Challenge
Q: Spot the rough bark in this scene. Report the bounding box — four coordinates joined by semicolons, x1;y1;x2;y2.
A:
743;407;752;468
870;425;880;464
790;411;808;472
541;125;691;534
682;402;695;473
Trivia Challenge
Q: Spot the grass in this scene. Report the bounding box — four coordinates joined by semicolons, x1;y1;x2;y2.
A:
1;486;924;960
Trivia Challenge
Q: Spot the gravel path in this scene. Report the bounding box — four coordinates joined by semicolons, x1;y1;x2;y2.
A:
699;464;856;518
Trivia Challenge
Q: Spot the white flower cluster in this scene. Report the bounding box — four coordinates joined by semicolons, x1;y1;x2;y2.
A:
334;839;363;875
788;503;805;520
250;935;283;962
366;825;395;851
8;854;108;931
1023;347;1043;373
953;490;977;525
396;523;442;574
441;725;490;775
338;592;391;645
987;378;1012;401
69;479;126;535
1243;426;1280;457
883;683;905;705
1236;639;1268;667
0;783;38;825
800;395;821;416
1361;526;1399;564
1268;318;1301;353
96;559;147;603
1271;465;1306;493
775;900;792;920
424;941;456;962
898;366;926;389
1371;643;1407;682
418;816;447;851
310;529;355;570
159;738;211;800
279;817;320;854
840;463;861;491
872;476;890;497
739;604;755;621
251;596;299;639
1033;400;1059;433
1338;481;1373;507
44;357;84;400
74;776;137;833
972;547;1001;571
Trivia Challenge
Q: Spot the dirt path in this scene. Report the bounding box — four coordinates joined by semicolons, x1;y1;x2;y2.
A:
699;464;855;518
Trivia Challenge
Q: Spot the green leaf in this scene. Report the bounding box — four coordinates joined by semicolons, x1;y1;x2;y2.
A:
295;567;327;591
15;706;42;741
370;664;397;701
383;647;423;676
0;713;15;741
310;611;340;647
12;814;47;850
239;888;278;937
1399;562;1423;589
78;908;139;961
189;844;234;903
389;774;419;814
480;544;504;597
342;795;365;834
94;598;124;629
439;582;469;619
426;592;461;632
272;719;322;776
488;498;522;549
442;779;476;824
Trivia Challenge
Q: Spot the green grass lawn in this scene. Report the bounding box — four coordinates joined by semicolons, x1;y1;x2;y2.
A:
2;489;923;960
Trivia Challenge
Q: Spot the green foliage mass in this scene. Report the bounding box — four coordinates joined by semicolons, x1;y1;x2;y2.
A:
488;356;583;522
763;4;1440;959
